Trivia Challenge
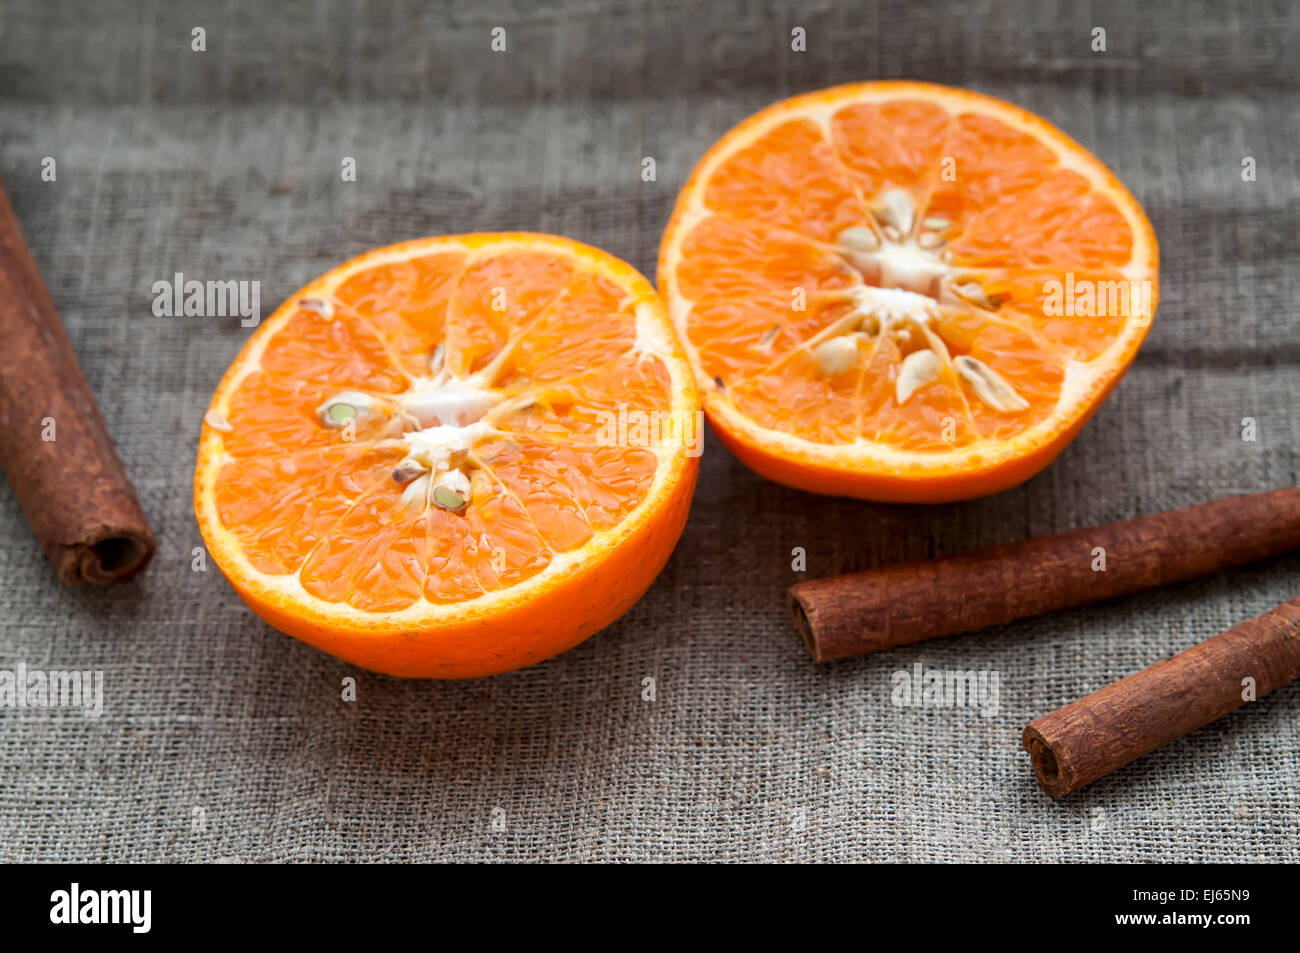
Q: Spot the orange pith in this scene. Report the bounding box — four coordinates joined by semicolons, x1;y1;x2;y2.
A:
659;82;1159;502
195;234;700;678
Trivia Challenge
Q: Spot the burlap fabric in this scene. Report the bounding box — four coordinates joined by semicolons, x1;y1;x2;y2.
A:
0;0;1296;862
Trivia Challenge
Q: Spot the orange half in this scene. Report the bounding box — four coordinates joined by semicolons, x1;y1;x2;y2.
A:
659;81;1158;501
195;234;700;677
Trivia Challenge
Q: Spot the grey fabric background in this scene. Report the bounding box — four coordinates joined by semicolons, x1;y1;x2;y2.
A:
0;0;1296;862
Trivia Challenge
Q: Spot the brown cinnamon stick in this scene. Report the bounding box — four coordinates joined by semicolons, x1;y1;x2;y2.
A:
0;179;155;584
788;487;1300;661
1023;595;1300;796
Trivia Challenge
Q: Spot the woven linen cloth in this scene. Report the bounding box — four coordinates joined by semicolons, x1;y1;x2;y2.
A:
0;0;1296;863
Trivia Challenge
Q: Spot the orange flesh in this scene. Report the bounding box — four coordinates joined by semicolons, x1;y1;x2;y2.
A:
662;83;1157;493
210;247;674;613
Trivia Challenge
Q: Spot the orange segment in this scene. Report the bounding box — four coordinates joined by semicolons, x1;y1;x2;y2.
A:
831;98;954;195
259;303;410;392
856;333;980;451
728;344;866;446
300;483;431;612
674;215;857;301
947;169;1135;269
477;437;596;554
932;310;1065;441
219;372;401;459
504;270;635;386
332;250;467;376
920;112;1059;236
703;118;867;242
213;446;399;576
978;271;1145;362
490;440;660;533
685;292;858;385
660;82;1158;502
196;234;700;677
421;470;552;603
446;250;574;376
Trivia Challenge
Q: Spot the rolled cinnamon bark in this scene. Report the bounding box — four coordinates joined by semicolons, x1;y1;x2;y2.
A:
1023;595;1300;796
0;180;155;584
788;487;1300;661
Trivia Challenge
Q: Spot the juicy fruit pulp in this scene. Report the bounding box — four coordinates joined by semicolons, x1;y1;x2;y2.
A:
659;82;1159;502
196;235;699;677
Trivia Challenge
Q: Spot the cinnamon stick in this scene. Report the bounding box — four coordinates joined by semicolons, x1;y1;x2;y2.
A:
787;487;1300;661
1023;595;1300;796
0;180;155;584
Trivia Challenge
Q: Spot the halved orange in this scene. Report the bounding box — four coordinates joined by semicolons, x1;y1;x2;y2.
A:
659;81;1158;502
195;234;700;678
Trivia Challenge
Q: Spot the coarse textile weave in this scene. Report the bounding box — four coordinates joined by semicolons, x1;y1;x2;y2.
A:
0;0;1296;862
